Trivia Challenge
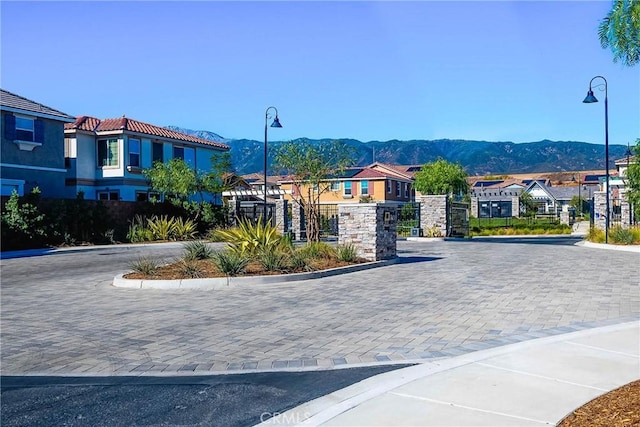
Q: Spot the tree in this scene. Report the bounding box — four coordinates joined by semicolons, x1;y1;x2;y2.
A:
414;158;469;196
518;192;537;217
598;0;640;66
144;152;233;221
624;139;640;218
273;139;355;242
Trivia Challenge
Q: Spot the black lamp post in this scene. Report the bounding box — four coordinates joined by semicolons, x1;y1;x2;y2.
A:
264;106;282;225
583;76;609;243
572;173;582;217
625;143;633;225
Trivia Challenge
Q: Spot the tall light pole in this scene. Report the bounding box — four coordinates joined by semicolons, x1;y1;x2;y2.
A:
572;173;582;217
583;76;609;243
264;106;282;225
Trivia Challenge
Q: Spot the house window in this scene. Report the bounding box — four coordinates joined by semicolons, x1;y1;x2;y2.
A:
405;183;410;198
361;180;369;195
396;182;401;197
330;181;340;191
97;138;119;167
387;180;392;193
173;146;195;167
129;138;141;167
136;191;160;202
15;116;35;141
344;181;352;196
97;191;119;200
152;142;163;164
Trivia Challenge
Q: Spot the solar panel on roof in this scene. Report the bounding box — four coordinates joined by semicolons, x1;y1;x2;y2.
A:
473;180;504;187
406;166;422;172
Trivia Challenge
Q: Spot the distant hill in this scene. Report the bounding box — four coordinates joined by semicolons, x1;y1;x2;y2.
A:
166;126;629;176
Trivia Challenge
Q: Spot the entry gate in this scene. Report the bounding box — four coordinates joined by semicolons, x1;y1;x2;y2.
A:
233;202;276;226
448;201;469;237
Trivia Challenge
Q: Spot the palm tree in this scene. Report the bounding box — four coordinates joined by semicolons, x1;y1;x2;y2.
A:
598;0;640;66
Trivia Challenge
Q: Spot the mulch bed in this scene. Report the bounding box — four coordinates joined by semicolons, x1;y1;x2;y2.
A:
124;258;359;280
558;380;640;427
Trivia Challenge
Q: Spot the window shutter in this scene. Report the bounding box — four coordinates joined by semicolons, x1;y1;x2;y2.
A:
34;119;45;143
4;114;16;140
369;180;374;195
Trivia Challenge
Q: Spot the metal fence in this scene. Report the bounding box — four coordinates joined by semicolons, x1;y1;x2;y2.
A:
232;202;276;226
448;201;469;237
397;202;420;237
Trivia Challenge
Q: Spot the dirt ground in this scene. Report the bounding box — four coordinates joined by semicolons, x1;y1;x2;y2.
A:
558;380;640;427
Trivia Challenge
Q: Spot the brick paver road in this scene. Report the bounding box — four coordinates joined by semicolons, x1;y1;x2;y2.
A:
1;239;638;375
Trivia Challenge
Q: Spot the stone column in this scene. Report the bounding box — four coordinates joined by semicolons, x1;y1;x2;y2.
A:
338;203;397;261
619;188;631;229
511;196;520;218
593;191;607;231
470;196;479;218
418;195;447;237
274;199;288;234
291;200;304;241
560;204;570;225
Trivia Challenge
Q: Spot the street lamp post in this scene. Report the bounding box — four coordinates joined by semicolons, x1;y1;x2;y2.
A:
572;173;582;218
264;106;282;226
583;76;609;243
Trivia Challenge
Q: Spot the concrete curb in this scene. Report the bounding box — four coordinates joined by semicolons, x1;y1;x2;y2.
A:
577;240;640;253
256;320;639;427
113;257;400;290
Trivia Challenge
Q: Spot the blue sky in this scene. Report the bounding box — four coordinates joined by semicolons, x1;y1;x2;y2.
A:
1;1;638;145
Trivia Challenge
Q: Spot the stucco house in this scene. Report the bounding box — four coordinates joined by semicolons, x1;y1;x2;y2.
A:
64;115;230;201
1;89;75;197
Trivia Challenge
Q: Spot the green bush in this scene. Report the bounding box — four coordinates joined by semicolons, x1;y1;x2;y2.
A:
288;251;312;271
182;241;215;261
147;215;177;241
129;256;160;275
212;217;283;255
1;188;48;250
127;215;154;242
178;260;205;278
336;243;358;262
610;226;635;245
174;217;198;240
297;241;336;259
257;250;287;272
212;250;250;276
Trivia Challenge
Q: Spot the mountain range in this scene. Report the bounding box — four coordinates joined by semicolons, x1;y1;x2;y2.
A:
165;126;630;176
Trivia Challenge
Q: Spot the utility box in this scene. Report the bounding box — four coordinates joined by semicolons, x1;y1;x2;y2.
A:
410;227;423;237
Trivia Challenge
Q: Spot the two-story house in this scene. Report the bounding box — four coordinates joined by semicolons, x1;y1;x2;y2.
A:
64;115;230;201
1;89;75;197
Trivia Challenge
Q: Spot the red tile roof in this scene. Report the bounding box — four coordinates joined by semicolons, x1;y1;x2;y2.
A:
65;115;229;150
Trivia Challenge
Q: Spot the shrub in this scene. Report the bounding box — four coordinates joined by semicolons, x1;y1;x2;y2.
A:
297;241;336;259
610;226;635;245
212;250;250;276
174;217;198;240
178;260;205;278
129;256;160;275
288;251;312;271
587;226;606;243
127;215;154;243
336;243;358;262
147;215;177;241
1;188;48;249
257;250;287;272
212;217;283;255
182;241;215;261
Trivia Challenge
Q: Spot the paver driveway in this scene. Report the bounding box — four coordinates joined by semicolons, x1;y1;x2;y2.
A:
1;239;638;375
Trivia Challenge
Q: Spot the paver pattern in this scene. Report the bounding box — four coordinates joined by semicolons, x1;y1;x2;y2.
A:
1;240;638;375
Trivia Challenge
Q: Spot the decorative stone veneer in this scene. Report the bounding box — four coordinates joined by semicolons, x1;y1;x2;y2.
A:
560;205;570;225
511;196;520;218
418;195;447;237
338;203;397;261
274;199;288;234
619;188;632;229
593;191;607;231
291;200;304;240
470;197;479;218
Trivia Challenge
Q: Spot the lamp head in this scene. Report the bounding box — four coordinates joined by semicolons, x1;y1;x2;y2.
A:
583;90;598;103
270;116;282;128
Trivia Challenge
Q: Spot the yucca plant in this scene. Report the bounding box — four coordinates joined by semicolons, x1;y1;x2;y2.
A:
147;215;177;241
288;250;312;272
129;256;160;275
212;217;283;255
127;215;154;242
174;217;198;241
182;241;215;261
336;243;358;263
212;250;250;276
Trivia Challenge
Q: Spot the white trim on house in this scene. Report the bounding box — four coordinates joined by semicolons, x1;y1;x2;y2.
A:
0;162;67;173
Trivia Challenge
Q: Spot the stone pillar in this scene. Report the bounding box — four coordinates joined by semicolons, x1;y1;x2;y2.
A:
470;197;479;218
619;188;631;229
274;199;288;234
227;199;240;227
560;204;570;225
418;195;447;237
338;203;397;261
291;200;304;241
511;196;520;218
593;191;607;231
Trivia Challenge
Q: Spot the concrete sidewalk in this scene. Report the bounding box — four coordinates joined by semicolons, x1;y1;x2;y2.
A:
260;321;639;426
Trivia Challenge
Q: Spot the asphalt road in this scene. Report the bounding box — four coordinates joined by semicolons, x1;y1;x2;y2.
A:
1;366;410;427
